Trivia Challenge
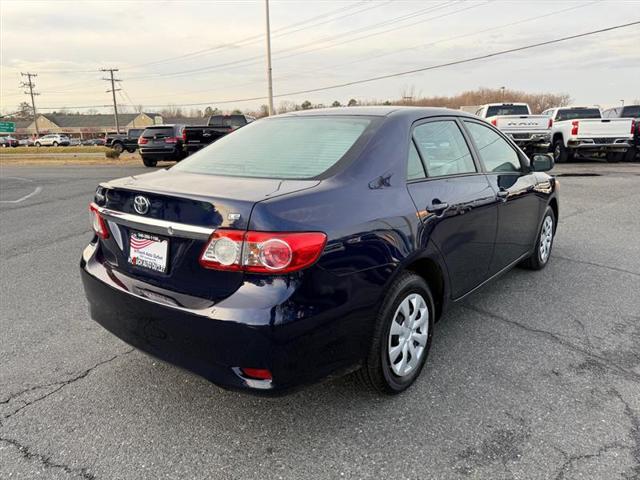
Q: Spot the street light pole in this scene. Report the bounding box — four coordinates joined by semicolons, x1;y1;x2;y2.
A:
265;0;274;116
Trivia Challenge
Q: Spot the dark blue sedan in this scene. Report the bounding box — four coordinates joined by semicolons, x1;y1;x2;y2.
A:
81;107;558;395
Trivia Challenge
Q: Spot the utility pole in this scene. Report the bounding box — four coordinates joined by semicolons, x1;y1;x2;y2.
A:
20;72;40;136
264;0;274;115
500;86;506;101
100;68;122;133
620;99;625;107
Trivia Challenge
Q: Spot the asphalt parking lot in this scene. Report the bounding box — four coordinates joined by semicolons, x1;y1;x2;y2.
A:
1;161;639;480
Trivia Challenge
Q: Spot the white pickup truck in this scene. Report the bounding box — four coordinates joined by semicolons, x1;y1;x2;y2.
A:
542;106;634;163
474;103;551;154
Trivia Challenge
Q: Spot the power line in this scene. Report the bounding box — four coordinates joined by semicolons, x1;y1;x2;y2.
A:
267;0;600;88
125;0;375;69
100;68;122;133
20;20;640;111
125;1;463;81
20;72;40;136
128;20;640;107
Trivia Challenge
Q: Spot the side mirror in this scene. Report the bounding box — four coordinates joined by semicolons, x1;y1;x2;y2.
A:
532;153;554;172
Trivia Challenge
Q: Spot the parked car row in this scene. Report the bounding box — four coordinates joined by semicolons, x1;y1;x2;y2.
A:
1;134;108;147
470;103;639;163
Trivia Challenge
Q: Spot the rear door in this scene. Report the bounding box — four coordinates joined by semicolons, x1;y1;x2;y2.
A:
462;119;542;275
406;117;498;299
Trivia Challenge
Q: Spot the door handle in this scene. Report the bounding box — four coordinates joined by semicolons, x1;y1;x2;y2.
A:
496;189;509;201
430;201;449;216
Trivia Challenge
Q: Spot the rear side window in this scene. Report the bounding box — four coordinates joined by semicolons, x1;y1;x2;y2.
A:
141;127;174;138
174;116;374;179
556;108;601;121
464;121;521;173
413;120;476;177
407;141;426;180
486;105;529;116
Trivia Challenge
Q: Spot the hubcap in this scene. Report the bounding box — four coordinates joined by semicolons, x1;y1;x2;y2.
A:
539;215;554;262
554;144;560;160
388;293;429;377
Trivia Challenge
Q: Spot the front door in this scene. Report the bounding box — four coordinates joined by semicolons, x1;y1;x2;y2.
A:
407;118;498;299
462;120;543;275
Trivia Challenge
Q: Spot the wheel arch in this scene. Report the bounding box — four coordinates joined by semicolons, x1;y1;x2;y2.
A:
404;257;447;321
548;197;559;227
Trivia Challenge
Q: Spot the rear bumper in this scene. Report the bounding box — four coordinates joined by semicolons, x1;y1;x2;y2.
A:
506;132;550;147
80;243;371;395
568;139;631;152
139;147;184;161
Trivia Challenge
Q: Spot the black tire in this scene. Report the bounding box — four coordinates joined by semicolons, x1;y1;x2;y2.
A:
142;157;157;167
112;142;124;154
521;206;556;270
623;148;637;162
52;141;58;147
552;138;570;163
357;272;435;394
606;151;623;163
35;142;41;147
126;147;136;153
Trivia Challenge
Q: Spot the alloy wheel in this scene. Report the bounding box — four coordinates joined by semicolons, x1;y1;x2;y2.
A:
388;293;429;377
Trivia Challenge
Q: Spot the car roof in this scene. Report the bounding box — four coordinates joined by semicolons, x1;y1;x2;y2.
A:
275;106;476;121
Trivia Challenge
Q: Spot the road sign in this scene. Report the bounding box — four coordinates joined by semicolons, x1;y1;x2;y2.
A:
0;122;16;133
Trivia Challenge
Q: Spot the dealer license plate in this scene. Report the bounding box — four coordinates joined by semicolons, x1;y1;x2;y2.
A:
128;231;168;273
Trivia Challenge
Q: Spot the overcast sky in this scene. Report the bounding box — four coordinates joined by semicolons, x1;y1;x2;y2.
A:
1;0;639;115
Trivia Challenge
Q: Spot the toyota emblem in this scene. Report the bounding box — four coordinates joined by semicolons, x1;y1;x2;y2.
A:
133;195;150;215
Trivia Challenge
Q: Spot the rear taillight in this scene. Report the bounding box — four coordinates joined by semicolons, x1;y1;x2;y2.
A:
89;203;109;239
200;230;327;273
240;368;272;380
165;136;179;144
490;119;497;126
138;137;148;145
631;120;636;135
182;129;187;141
571;120;579;136
547;118;553;128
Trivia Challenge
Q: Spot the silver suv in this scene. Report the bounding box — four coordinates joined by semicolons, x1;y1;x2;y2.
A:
35;134;71;147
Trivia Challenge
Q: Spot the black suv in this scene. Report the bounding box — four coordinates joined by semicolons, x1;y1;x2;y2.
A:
138;125;186;167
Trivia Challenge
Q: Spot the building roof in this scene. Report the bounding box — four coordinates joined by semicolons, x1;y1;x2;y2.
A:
41;113;139;127
162;117;206;125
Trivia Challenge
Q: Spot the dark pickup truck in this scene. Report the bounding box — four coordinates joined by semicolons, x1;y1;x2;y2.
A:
105;128;145;153
182;114;254;155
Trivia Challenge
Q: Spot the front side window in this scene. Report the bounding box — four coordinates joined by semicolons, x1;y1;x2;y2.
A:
413;120;476;177
174;116;375;179
464;121;521;173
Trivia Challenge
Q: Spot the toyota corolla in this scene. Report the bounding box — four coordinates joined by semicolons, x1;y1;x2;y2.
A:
81;107;558;395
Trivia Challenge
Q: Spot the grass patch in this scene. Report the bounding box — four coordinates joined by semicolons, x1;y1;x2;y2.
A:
1;146;110;154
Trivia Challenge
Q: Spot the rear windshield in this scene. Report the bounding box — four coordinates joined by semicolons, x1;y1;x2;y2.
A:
486;105;530;116
556;108;601;121
173;116;375;179
141;127;175;138
128;129;144;137
208;115;248;127
622;106;640;118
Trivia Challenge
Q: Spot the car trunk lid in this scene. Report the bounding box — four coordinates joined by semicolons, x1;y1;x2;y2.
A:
96;169;319;301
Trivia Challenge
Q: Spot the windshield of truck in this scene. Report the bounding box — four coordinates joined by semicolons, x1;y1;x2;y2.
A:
556;108;601;121
486;105;530;116
174;116;376;179
208;115;248;128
